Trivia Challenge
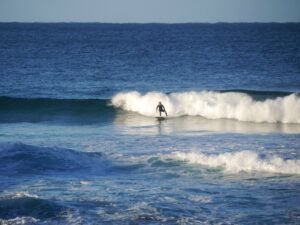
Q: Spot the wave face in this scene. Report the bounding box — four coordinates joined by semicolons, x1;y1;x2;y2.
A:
0;96;115;123
169;151;300;175
112;91;300;124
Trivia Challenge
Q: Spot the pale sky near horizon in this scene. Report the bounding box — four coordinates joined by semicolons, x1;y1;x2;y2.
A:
0;0;299;23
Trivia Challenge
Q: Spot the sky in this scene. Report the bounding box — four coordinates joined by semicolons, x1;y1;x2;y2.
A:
0;0;300;23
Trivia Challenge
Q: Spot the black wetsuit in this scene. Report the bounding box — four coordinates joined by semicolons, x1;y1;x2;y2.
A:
157;105;165;112
156;104;167;116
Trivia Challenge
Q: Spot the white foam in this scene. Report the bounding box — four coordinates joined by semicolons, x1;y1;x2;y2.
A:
79;181;91;185
0;217;39;225
170;151;300;174
3;192;39;199
188;195;212;203
112;91;300;123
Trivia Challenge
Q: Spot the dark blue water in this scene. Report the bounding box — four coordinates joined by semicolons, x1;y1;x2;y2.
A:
1;23;300;98
0;23;300;224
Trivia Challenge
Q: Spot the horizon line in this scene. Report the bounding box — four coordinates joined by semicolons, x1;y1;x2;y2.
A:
1;21;300;24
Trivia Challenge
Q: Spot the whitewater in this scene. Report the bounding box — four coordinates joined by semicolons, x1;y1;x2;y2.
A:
112;91;300;124
169;151;300;174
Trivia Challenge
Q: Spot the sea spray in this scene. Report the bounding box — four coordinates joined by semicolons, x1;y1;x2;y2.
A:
112;91;300;123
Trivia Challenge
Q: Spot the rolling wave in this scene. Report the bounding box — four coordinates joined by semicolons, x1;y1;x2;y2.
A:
0;143;105;175
112;91;300;123
0;96;115;123
1;90;299;124
0;143;144;176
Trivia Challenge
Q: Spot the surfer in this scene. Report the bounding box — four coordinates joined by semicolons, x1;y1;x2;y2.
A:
156;102;168;117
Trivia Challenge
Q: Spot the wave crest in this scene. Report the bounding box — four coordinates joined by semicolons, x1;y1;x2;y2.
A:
112;91;300;123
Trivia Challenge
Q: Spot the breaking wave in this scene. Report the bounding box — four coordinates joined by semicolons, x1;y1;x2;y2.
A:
112;91;300;123
170;151;300;175
1;90;299;124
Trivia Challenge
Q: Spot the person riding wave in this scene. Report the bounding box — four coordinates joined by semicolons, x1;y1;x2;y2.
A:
156;101;168;117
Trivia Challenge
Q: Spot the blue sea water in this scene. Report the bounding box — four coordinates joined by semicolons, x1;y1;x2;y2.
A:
0;23;300;224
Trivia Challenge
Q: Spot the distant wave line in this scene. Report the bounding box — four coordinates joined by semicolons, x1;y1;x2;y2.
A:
1;89;299;124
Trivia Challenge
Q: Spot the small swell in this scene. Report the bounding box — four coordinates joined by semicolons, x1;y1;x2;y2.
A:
0;192;66;220
0;143;104;175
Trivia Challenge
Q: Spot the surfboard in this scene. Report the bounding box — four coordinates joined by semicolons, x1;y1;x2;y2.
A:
155;116;166;121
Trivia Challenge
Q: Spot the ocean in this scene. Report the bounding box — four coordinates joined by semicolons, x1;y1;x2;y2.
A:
0;23;300;224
